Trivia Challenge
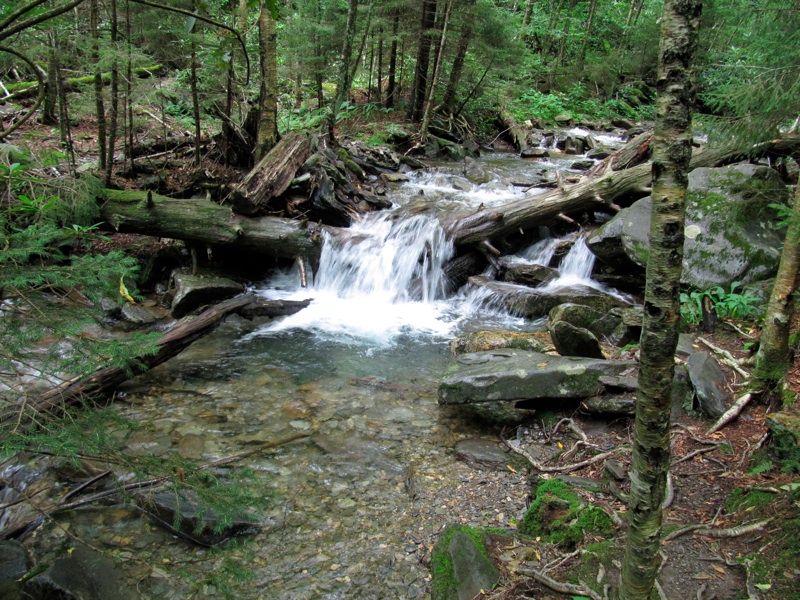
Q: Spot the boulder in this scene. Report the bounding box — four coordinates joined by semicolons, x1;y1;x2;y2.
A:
587;163;787;289
464;157;491;184
171;273;244;318
431;525;499;600
468;276;628;319
686;351;730;418
586;146;613;160
438;349;637;405
548;320;605;359
520;147;551;159
571;159;596;171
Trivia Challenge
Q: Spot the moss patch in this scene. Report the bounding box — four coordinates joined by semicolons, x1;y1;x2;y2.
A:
518;478;613;549
430;524;496;600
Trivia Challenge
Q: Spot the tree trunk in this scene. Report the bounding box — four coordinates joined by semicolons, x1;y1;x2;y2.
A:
328;0;359;138
254;3;279;162
5;296;310;431
90;0;107;171
385;9;399;108
419;0;452;142
441;0;475;114
104;0;119;187
409;0;437;122
578;0;598;69
754;184;800;385
42;31;58;125
619;1;702;598
100;190;321;259
522;0;534;27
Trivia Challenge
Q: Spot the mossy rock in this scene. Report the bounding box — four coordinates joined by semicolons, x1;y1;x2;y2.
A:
518;478;613;549
431;525;499;600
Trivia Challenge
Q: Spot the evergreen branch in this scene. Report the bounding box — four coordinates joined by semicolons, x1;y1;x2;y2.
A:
0;0;85;44
128;0;251;85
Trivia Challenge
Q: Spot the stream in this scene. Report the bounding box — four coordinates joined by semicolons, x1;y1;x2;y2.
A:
34;133;627;598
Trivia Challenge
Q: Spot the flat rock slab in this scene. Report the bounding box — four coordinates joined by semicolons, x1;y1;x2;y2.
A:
171;273;244;318
438;350;637;405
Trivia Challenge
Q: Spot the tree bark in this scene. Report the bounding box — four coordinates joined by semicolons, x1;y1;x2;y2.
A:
409;0;437;122
754;184;800;385
385;8;399;108
100;190;321;259
328;0;359;138
441;0;475;114
231;131;315;216
419;0;452;142
254;3;279;162
3;295;310;432
619;1;702;599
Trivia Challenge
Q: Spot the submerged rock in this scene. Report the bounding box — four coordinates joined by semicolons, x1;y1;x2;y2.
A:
24;546;135;600
449;330;552;355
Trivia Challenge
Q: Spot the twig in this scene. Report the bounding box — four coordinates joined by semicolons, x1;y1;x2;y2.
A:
706;393;754;434
664;518;772;542
502;436;628;473
672;445;717;465
697;336;750;379
552;417;588;442
520;566;603;600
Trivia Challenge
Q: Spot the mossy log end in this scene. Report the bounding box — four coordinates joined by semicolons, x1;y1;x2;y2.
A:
100;189;321;260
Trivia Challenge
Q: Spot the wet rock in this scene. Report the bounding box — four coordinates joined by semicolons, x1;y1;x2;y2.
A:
121;302;168;325
382;172;409;182
464;158;491;184
686;351;730;418
520;147;550;159
439;349;637;405
570;159;595;171
449;330;551;355
450;176;473;192
554;113;574;126
549;303;604;330
24;546;135;600
171;273;244;318
431;525;499;600
499;260;559;286
556;134;584;155
548;321;605;359
136;490;260;546
586;146;612;160
468;276;628;320
0;540;30;600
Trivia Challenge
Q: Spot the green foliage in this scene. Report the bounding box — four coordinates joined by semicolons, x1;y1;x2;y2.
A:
680;282;763;327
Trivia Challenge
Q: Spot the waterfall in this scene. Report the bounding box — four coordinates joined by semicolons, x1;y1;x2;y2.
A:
557;237;596;281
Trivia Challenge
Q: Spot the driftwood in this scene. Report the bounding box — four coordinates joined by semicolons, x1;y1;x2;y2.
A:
446;136;800;248
1;295;310;433
232;131;315;216
100;189;321;260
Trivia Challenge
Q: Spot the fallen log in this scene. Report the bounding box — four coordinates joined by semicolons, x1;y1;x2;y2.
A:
1;295;311;433
231;131;315;216
99;189;321;260
446;136;800;247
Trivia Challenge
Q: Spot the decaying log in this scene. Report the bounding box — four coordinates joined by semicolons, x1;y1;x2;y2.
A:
2;295;310;433
446;136;800;248
232;131;315;215
100;189;321;259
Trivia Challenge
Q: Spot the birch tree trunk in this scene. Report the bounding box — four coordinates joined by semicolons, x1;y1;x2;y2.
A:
755;184;800;385
619;1;702;598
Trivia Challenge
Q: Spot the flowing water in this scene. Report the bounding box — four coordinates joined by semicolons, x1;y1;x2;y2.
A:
36;143;627;598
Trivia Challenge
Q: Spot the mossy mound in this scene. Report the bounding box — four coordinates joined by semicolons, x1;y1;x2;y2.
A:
518;478;613;549
430;524;499;600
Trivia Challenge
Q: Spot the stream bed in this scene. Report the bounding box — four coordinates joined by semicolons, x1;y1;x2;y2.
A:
31;138;628;598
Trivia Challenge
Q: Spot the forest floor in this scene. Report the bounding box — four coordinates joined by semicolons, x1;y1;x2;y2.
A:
8;110;800;598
